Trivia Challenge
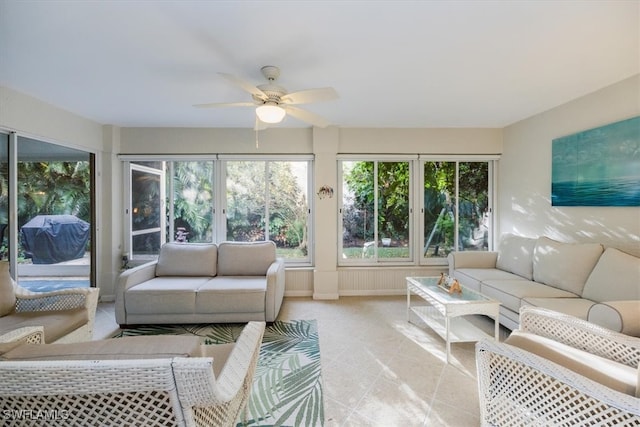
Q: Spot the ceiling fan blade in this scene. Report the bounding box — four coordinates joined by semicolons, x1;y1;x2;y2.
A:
281;87;338;105
193;101;255;108
218;72;266;99
285;105;332;128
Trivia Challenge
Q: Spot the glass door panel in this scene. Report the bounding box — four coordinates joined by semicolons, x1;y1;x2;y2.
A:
16;137;93;291
130;163;165;261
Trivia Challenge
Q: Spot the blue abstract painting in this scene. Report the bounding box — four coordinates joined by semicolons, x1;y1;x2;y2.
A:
552;116;640;207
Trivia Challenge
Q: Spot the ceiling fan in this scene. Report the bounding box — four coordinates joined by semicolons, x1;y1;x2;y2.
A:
194;65;338;129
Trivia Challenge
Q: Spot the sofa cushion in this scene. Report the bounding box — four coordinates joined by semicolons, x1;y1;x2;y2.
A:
195;277;267;314
125;277;208;315
0;308;88;343
1;335;203;361
455;268;526;293
522;297;596;320
217;241;276;276
480;279;577;314
0;261;16;317
581;247;640;303
533;237;603;296
156;243;217;277
496;234;537;280
505;330;638;397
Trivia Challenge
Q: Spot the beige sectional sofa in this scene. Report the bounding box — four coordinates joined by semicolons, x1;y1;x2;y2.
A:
448;234;640;336
116;241;285;325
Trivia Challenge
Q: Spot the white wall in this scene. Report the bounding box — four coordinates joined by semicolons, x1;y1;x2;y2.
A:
0;87;103;151
500;75;640;256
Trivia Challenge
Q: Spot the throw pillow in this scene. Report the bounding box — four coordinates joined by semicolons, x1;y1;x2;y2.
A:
533;237;603;296
155;243;217;277
496;233;537;280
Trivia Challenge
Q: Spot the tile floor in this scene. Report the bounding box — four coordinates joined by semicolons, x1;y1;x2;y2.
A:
94;295;511;427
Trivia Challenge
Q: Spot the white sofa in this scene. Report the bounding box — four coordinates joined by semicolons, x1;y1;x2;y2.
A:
116;241;285;326
448;234;640;336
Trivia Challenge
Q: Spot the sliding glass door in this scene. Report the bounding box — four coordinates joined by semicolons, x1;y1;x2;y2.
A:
15;137;95;290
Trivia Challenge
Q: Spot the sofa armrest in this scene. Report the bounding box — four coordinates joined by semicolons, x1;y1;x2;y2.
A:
115;262;157;325
476;339;640;424
519;306;640;368
588;300;640;337
447;251;498;275
264;258;285;322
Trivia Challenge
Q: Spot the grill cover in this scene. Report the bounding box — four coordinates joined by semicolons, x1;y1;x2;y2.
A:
21;215;90;264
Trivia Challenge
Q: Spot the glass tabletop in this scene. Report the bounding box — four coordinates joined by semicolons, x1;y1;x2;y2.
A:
407;276;494;303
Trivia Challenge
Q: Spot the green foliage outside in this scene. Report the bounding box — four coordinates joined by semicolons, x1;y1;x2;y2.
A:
0;161;91;261
343;160;489;258
170;161;308;258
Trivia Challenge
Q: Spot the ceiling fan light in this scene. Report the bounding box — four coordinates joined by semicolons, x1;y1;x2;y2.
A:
256;104;286;123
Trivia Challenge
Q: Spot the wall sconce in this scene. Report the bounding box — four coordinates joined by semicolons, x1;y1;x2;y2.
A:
317;185;334;199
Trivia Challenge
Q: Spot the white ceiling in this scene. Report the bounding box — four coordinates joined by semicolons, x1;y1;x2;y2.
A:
1;1;638;129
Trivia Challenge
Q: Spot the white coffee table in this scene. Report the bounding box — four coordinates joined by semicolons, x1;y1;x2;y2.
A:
407;276;500;363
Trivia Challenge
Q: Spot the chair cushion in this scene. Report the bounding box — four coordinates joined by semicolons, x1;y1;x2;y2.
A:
217;241;276;276
201;342;235;378
533;237;603;296
496;234;537;280
0;261;16;317
1;335;203;361
582;247;640;303
0;308;88;343
505;330;638;397
156;243;217;277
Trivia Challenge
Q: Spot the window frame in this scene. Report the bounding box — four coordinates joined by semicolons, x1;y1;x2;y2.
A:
338;154;417;266
122;154;314;267
419;155;498;266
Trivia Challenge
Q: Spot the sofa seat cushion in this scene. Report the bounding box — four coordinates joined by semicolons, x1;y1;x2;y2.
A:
125;277;209;315
505;330;638;397
196;277;266;314
1;335;203;361
480;280;577;313
522;297;596;320
0;308;88;343
455;268;526;292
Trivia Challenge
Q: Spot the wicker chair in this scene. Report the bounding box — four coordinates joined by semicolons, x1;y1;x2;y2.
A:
0;277;99;344
476;307;640;426
0;321;265;426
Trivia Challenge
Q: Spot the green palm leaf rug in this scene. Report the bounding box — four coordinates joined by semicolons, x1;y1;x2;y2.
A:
115;320;323;427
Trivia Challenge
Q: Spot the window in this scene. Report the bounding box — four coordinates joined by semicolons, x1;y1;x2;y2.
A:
339;156;494;266
224;159;311;263
123;156;312;265
339;157;414;264
422;160;491;262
